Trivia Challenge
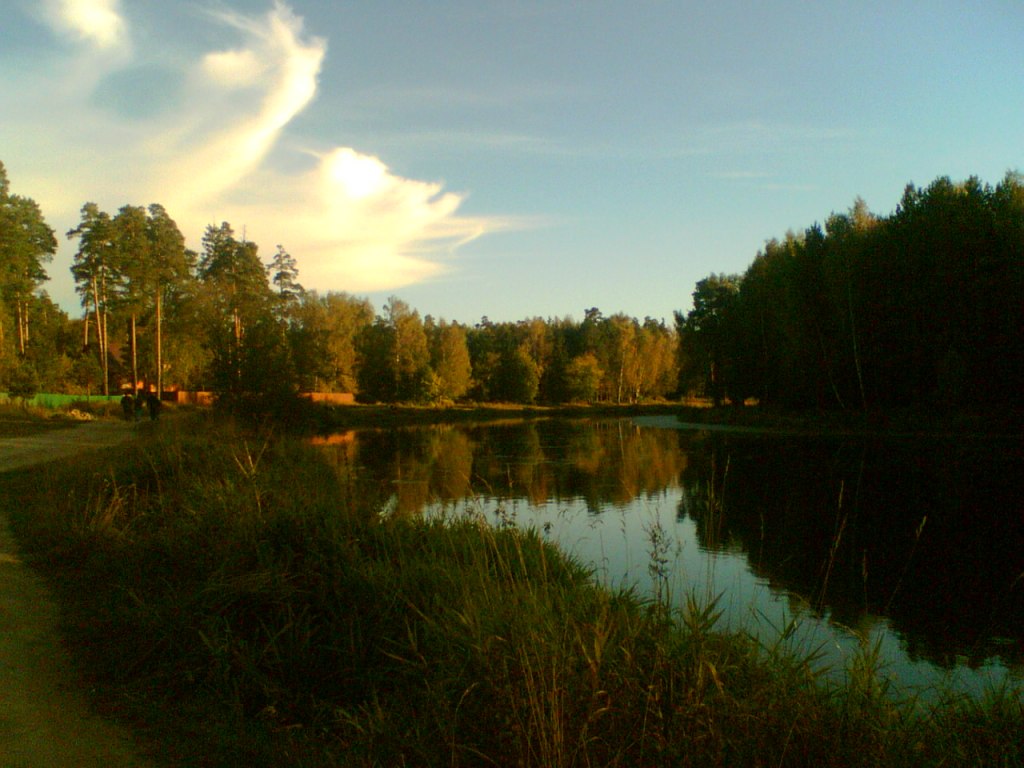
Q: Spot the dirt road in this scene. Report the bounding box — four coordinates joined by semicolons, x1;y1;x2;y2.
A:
0;420;153;767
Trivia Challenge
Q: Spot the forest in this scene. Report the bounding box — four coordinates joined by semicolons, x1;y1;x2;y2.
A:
678;172;1024;411
1;158;1021;412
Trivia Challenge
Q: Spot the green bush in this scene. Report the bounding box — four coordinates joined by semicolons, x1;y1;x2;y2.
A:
6;361;39;403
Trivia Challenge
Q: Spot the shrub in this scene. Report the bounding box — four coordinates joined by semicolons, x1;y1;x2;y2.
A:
6;361;39;403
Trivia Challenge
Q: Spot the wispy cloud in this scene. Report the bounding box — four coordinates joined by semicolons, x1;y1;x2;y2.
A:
163;2;326;208
6;1;501;301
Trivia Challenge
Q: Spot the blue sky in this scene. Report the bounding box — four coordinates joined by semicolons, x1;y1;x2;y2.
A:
3;1;1021;325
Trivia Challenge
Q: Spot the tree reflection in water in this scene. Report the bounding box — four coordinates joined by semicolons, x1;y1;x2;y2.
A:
314;418;1024;693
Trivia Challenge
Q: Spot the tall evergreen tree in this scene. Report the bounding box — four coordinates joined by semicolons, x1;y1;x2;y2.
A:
110;205;151;394
268;244;304;312
144;204;192;396
67;203;117;394
0;161;56;358
198;222;275;397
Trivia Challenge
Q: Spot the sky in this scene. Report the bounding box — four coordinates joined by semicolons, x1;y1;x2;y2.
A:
2;0;1022;325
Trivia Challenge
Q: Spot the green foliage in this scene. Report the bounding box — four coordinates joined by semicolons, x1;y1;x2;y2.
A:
356;297;433;403
677;274;741;405
564;352;602;402
678;173;1024;411
0;160;683;409
0;163;56;291
5;359;39;402
496;344;541;403
66;200;192;395
194;222;303;410
199;222;268;293
0;161;57;359
465;313;677;406
267;244;303;312
67;344;104;394
466;321;545;404
427;319;472;401
288;291;373;393
355;319;397;402
7;155;1022;416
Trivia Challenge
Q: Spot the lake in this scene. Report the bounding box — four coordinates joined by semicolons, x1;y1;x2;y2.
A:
313;416;1024;698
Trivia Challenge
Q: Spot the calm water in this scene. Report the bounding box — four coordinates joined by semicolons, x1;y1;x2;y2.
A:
313;416;1024;697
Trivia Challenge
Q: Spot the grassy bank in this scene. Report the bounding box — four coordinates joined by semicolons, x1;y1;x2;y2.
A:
3;420;1021;766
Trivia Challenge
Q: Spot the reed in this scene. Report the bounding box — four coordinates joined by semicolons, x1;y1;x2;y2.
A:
2;418;1020;767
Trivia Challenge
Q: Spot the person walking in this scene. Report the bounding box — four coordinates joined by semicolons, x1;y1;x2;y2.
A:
146;392;161;421
120;392;133;422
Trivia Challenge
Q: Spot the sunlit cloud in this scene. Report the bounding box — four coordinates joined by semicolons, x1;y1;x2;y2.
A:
232;147;496;291
5;1;501;306
44;0;127;51
202;49;265;87
325;150;390;200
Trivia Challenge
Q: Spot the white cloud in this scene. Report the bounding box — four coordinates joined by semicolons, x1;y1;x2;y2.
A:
242;147;490;291
164;2;326;208
44;0;127;51
202;49;266;87
6;1;500;306
325;150;390;200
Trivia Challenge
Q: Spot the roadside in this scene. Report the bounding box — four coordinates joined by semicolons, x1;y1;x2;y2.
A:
0;419;153;767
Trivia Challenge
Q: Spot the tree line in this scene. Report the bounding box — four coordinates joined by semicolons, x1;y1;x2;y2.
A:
677;172;1024;411
2;158;1021;411
0;160;677;406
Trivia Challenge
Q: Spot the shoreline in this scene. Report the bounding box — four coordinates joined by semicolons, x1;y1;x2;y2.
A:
303;400;1024;441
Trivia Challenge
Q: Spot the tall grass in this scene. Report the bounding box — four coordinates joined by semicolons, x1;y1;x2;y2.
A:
3;419;1021;767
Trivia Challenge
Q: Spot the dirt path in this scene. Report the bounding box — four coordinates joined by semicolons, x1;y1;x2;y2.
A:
0;420;154;767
